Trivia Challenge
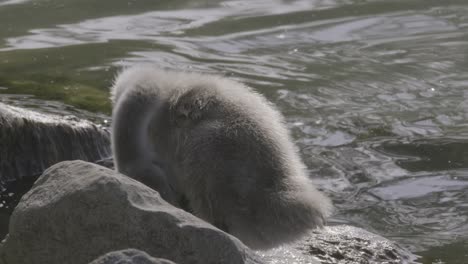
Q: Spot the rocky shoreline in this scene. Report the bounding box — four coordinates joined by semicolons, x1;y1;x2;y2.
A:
0;102;419;263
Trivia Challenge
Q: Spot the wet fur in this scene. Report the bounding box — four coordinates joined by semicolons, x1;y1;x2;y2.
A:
111;65;332;249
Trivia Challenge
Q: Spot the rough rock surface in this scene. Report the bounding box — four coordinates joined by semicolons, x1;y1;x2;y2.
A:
0;102;111;187
258;225;419;264
0;160;261;264
89;249;176;264
303;225;417;263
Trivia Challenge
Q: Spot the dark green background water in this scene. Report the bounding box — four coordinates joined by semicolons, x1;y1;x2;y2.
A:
1;0;467;263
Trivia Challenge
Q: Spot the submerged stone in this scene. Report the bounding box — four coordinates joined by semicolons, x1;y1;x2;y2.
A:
258;225;419;264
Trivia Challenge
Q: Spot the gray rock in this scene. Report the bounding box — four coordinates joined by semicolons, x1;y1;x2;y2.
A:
0;103;111;188
0;160;261;264
258;225;419;264
89;249;176;264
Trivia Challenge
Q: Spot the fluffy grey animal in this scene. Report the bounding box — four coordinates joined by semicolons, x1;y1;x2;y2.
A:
111;65;332;249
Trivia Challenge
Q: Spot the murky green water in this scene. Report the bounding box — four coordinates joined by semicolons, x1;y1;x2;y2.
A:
1;0;467;263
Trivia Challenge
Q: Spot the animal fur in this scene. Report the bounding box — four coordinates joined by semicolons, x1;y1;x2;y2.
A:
111;65;332;249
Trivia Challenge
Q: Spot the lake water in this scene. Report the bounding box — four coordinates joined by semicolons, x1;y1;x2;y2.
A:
1;0;468;263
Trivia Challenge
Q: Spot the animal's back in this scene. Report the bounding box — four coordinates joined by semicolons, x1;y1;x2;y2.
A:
166;75;332;249
110;65;332;249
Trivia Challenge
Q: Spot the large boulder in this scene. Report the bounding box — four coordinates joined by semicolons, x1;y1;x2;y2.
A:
0;103;111;188
89;249;176;264
0;160;261;264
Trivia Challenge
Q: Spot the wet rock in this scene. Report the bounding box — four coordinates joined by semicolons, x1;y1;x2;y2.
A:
258;225;419;264
0;160;261;264
303;225;418;263
94;156;115;170
89;249;176;264
0;102;111;188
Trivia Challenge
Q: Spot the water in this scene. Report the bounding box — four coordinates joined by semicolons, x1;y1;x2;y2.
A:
0;0;467;263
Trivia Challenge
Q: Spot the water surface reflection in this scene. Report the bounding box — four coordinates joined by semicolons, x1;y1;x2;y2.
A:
1;0;467;263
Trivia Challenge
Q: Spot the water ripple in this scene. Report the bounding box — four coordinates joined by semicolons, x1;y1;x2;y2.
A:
1;0;468;262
